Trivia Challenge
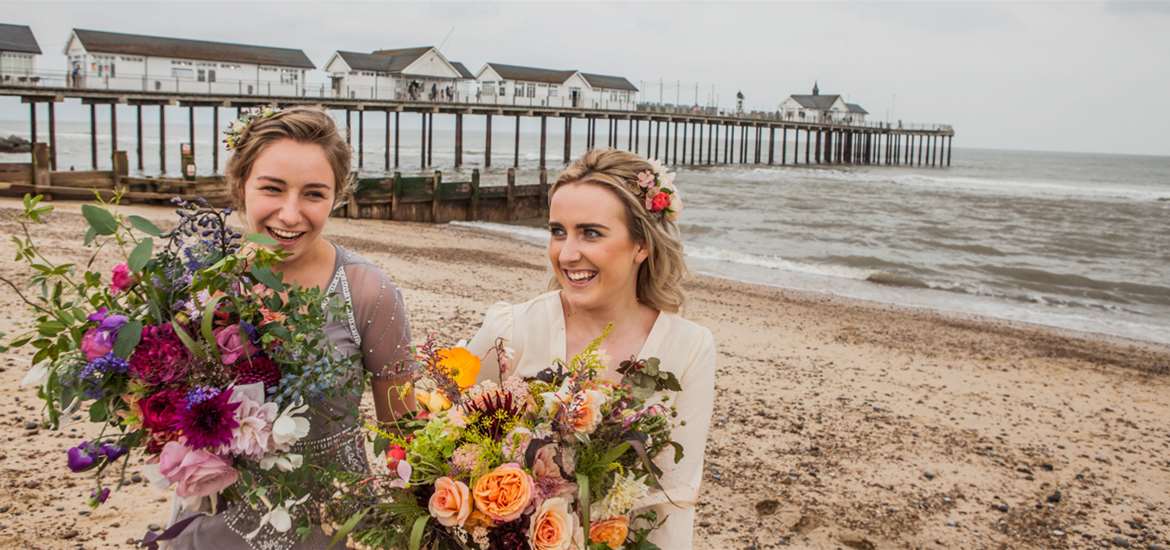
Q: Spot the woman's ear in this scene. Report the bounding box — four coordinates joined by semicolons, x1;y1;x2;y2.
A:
634;241;650;265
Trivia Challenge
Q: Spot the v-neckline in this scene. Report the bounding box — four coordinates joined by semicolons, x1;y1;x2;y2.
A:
552;291;667;365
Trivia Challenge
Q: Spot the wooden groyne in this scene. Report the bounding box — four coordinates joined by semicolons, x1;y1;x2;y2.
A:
4;85;955;179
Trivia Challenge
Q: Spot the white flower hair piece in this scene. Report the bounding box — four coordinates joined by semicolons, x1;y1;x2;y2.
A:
633;158;683;223
223;105;281;151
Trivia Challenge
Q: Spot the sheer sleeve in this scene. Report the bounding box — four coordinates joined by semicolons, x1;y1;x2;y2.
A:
465;301;514;383
637;327;717;549
344;263;412;381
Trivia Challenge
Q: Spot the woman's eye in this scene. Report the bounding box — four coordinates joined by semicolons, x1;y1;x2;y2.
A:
260;186;281;193
584;229;602;239
549;227;565;237
306;192;326;199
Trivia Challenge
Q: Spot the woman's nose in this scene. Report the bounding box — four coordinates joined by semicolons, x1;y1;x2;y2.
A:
558;237;582;263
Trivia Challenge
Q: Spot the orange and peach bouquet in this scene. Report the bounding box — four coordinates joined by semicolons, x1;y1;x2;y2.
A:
324;330;684;550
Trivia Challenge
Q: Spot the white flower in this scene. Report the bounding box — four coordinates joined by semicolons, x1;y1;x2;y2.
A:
591;471;649;518
245;493;310;538
271;402;310;450
259;453;303;472
20;363;49;388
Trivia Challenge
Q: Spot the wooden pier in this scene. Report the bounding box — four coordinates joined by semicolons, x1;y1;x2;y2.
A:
3;84;955;178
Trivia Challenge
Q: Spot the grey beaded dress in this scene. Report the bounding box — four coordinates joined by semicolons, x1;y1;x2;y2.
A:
167;244;411;550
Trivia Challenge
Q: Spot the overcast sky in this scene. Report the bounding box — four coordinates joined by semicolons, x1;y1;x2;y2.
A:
3;1;1168;156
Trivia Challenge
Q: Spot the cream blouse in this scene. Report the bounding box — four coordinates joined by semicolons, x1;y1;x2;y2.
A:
466;291;716;549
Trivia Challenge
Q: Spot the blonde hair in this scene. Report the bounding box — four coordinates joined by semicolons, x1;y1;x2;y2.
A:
551;148;687;313
225;106;351;209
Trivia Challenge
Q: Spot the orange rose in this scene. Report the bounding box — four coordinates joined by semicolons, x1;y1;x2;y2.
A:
529;496;581;550
428;476;472;527
567;389;607;434
589;516;630;549
472;463;533;522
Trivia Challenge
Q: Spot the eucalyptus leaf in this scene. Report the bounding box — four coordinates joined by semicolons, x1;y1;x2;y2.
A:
81;204;118;236
128;238;153;272
250;265;286;292
127;215;163;237
113;319;143;358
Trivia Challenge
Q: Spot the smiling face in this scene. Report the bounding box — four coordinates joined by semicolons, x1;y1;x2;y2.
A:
548;182;648;312
241;139;337;261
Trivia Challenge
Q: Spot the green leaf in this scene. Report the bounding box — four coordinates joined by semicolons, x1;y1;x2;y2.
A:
599;442;630;466
113;320;143;358
81;204;118;236
246;232;279;246
83;227;98;246
408;515;429;550
127;238;153;272
658;372;682;392
328;509;367;549
89;399;109;422
127;215;163;237
577;472;591;539
37;320;66;337
250;265;285;292
201;294;226;363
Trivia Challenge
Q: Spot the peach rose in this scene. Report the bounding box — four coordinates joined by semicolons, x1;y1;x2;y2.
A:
472;463;533;522
428;476;472;527
528;496;582;550
567;389;607;434
589;516;630;549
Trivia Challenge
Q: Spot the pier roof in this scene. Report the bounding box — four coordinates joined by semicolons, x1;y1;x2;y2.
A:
789;94;842;110
580;73;638;92
335;48;431;74
450;61;475;79
0;23;41;54
846;103;868;115
482;63;577;85
70;29;314;69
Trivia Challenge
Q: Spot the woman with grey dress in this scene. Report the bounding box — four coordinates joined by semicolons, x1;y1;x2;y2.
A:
159;107;413;550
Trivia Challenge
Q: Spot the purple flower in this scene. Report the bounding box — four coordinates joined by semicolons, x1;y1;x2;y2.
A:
67;442;99;473
178;387;241;450
99;443;126;462
79;353;130;399
89;487;110;506
185;386;222;408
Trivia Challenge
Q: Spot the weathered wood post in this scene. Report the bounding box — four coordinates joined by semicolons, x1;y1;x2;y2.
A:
627;118;634;151
484;113;493;167
918;134;924;166
804;128;811;164
513;114;520;168
539;115;547;169
672;120;679;165
32;143;51;194
210;105;221;173
48;101;57;171
109;103;119;171
346;177;360;219
654;120;662;161
28;101;37;145
634;118;640;153
358;109;365;168
539;168;549;216
420;112;426;169
384;110;391;171
89;103;98;169
454;112;463;168
345;109;352;145
188;106;196;168
468;168;481;221
112;150;128;188
394;111;400;168
390;172;401;221
430;170;441;223
947;135;953;167
506;167;517;221
427;112;434;168
159;104;167;174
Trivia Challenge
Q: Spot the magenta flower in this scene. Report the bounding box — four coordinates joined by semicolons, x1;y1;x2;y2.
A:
233;354;281;389
178;387;241;450
110;263;133;293
80;313;129;361
214;324;256;366
129;324;190;386
67;442;100;472
89;487;111;506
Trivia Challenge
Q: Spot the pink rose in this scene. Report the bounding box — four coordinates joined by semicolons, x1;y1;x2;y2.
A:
531;444;561;479
214;324;256;366
226;383;278;459
428;476;472;527
110;263;133;293
635;170;655;189
158;441;239;498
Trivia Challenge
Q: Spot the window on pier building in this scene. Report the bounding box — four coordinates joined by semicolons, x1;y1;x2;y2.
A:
197;69;206;82
515;83;524;97
527;83;535;98
549;86;558;97
498;81;506;96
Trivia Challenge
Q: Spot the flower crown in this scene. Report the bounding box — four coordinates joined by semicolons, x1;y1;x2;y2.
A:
223;106;280;151
633;159;683;223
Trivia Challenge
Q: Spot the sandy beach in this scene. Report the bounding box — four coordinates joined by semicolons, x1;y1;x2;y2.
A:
1;198;1168;549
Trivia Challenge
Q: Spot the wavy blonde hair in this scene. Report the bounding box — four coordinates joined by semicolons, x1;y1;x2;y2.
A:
225;106;351;210
550;148;687;313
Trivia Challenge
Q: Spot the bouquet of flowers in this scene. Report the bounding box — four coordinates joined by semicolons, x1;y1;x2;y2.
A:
3;194;359;536
325;329;684;550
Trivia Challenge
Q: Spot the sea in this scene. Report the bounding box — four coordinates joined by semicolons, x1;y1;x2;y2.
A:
3;114;1168;345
